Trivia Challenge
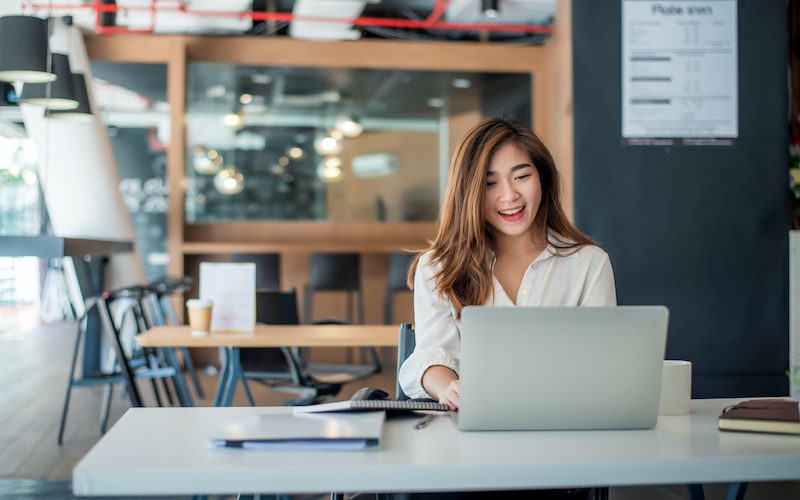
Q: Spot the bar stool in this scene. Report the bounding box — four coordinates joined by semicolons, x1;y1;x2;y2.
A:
145;276;205;400
58;281;192;444
58;270;143;444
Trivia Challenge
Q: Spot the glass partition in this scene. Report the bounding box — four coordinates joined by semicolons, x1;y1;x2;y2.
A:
90;61;168;279
185;64;531;223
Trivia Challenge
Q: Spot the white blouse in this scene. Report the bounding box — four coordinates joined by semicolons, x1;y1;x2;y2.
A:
398;242;617;399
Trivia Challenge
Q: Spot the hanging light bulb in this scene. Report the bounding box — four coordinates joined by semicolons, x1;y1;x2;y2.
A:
222;112;242;127
317;157;342;182
191;145;221;174
482;0;500;18
214;167;245;195
287;146;304;159
334;115;364;138
313;132;342;156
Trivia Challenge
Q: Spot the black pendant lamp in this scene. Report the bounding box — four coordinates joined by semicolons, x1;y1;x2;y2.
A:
47;73;93;122
0;16;56;84
20;53;78;110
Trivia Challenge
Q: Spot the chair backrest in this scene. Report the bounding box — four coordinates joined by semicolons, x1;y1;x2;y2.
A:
384;252;414;324
305;253;363;324
239;289;302;373
256;289;300;325
396;323;416;400
308;253;360;291
231;253;281;291
387;252;414;292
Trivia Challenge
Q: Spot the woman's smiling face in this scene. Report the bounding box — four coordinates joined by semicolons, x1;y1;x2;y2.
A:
483;140;542;240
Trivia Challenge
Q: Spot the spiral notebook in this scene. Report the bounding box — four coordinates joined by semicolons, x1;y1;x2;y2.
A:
293;398;449;414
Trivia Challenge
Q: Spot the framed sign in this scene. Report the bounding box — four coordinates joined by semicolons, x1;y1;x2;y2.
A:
199;262;256;332
622;0;738;145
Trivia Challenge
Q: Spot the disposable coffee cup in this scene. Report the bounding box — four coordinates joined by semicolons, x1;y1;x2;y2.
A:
658;360;692;416
186;299;212;336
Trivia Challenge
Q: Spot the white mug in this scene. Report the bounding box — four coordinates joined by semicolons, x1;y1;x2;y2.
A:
659;360;692;416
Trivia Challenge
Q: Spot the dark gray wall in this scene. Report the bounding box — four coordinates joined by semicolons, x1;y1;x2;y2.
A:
111;128;168;280
573;0;789;397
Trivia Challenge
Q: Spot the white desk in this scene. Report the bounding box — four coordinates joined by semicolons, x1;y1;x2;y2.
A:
73;399;800;497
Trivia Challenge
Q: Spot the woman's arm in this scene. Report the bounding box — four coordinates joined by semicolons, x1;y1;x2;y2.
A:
398;252;462;401
422;365;460;410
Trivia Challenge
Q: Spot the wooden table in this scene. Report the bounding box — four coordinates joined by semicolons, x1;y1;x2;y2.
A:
72;399;800;497
137;324;399;348
136;324;400;406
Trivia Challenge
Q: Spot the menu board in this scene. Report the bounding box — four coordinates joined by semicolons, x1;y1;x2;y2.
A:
199;262;256;332
622;0;738;145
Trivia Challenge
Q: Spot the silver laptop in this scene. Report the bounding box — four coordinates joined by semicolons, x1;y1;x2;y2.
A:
456;306;669;431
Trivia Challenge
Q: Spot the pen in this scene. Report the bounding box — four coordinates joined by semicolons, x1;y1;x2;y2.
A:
414;414;435;430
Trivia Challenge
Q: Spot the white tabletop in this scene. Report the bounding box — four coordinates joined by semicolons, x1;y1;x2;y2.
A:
73;399;800;496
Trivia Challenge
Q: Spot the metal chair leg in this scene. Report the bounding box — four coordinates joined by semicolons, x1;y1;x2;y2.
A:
230;348;255;406
594;486;609;500
213;348;231;407
241;377;256;407
97;296;142;407
57;319;85;445
688;484;705;500
99;383;113;434
149;371;163;407
726;482;748;500
164;347;194;406
181;346;206;399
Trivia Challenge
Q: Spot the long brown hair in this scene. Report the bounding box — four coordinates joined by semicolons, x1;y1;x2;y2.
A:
408;117;595;318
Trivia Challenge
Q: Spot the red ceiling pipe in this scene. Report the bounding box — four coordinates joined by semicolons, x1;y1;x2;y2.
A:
29;0;553;36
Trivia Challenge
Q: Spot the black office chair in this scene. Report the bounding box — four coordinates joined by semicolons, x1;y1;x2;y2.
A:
384;252;415;325
303;252;381;375
230;253;281;291
396;323;415;401
304;253;363;324
238;289;344;405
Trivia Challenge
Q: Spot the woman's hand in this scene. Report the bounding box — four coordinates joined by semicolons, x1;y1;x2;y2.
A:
438;379;460;411
422;365;460;410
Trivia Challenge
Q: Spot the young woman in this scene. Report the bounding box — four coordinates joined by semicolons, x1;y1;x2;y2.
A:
399;118;617;410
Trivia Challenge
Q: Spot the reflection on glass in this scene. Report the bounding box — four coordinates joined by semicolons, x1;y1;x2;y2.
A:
186;64;531;223
90;61;169;280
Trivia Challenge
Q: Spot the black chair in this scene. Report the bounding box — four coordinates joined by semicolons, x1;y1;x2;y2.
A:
145;276;205;400
303;253;381;374
231;253;281;291
238;289;344;405
58;276;176;443
304;253;363;325
396;323;415;401
58;293;139;443
384;252;415;325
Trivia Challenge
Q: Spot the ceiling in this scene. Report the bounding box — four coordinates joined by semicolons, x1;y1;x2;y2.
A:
10;0;556;43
